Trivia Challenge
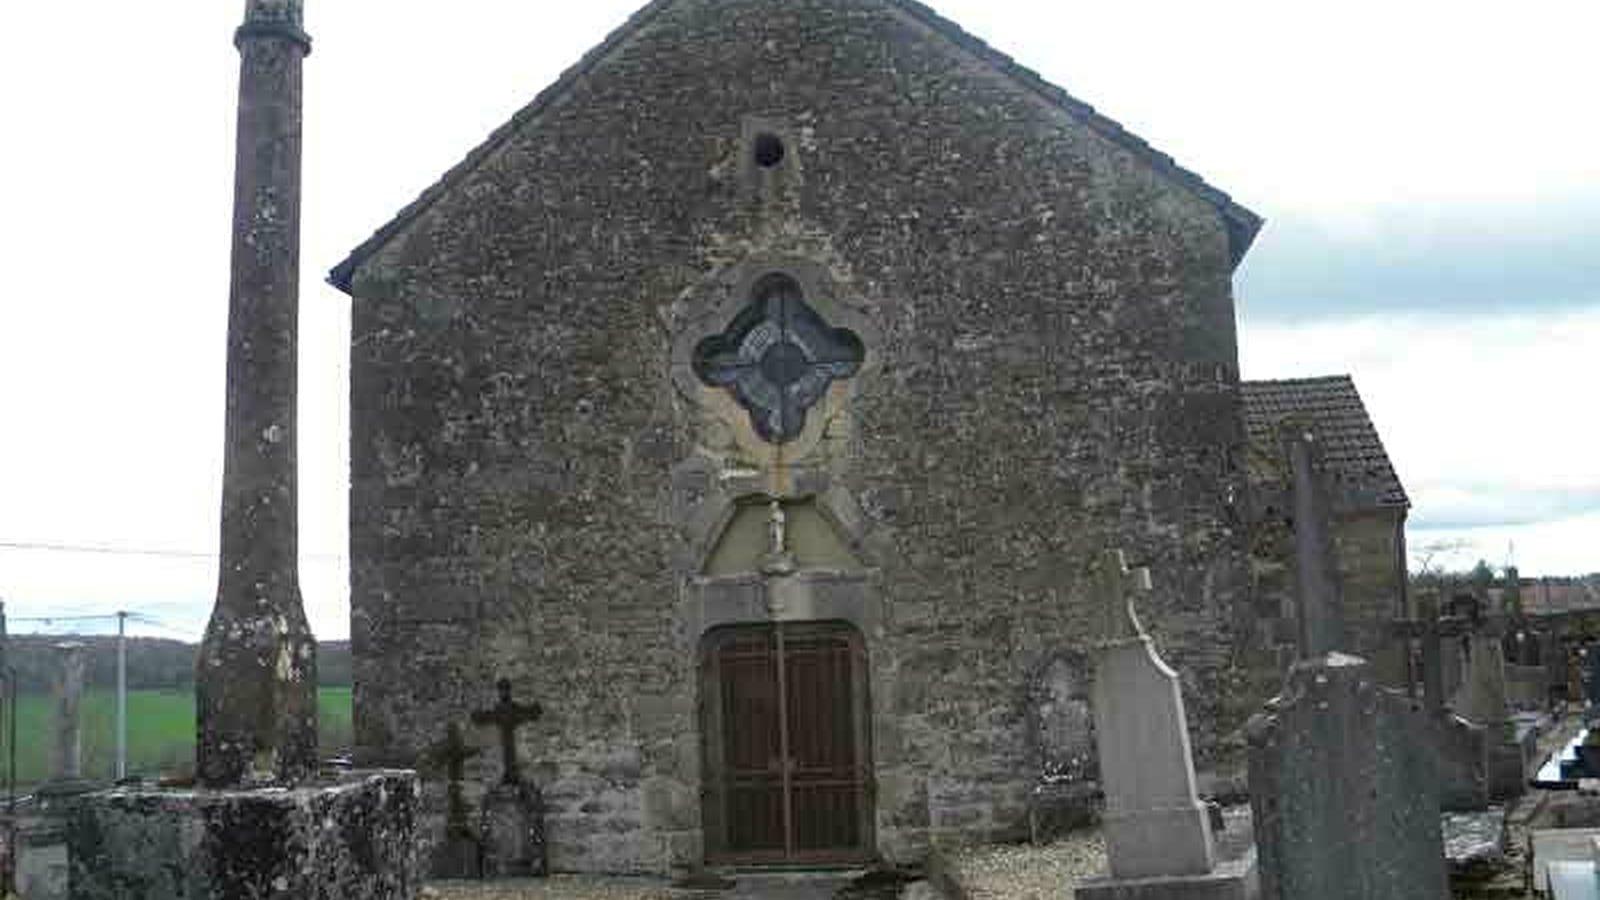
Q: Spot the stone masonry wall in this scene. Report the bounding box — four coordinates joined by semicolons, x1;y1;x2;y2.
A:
1334;509;1408;684
346;0;1251;873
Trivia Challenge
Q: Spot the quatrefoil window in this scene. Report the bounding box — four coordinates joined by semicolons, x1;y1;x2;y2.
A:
693;273;865;444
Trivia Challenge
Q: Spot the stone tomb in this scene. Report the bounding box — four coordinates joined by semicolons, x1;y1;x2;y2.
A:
68;772;419;900
1458;620;1527;799
1391;595;1490;811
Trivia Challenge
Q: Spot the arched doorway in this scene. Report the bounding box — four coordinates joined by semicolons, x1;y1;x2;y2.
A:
700;621;874;865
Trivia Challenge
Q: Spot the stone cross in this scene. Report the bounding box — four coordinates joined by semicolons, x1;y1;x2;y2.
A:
1461;618;1511;729
1089;549;1215;880
430;722;479;785
473;679;543;786
1388;593;1470;717
53;642;87;783
428;723;481;827
1283;424;1345;658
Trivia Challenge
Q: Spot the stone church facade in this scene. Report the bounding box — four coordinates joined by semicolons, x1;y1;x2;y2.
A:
331;0;1261;874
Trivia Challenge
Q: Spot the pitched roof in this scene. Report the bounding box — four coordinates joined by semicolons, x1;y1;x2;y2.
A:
1241;375;1410;510
327;0;1264;295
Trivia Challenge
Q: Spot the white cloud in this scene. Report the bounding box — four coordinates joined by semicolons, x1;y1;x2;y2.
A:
3;2;1597;639
1241;307;1600;573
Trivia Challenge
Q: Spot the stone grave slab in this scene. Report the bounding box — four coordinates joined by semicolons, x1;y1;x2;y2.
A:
1535;829;1600;894
1549;860;1599;900
1537;832;1600;899
1441;808;1506;879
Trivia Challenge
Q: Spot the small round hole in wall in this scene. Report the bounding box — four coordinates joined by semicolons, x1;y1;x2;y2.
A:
753;133;786;169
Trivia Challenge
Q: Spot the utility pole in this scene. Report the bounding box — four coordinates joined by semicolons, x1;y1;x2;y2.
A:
1;599;12;898
117;610;128;781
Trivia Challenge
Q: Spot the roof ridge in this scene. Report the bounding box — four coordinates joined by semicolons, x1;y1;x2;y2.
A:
329;0;1264;295
1242;374;1356;387
1240;375;1409;510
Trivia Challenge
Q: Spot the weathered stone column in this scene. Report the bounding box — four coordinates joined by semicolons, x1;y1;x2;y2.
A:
1283;423;1345;658
195;0;317;788
52;642;88;784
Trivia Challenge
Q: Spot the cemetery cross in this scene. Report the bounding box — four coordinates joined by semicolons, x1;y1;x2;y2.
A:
473;678;543;787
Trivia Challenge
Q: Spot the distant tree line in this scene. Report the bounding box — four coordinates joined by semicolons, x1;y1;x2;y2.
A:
0;636;351;693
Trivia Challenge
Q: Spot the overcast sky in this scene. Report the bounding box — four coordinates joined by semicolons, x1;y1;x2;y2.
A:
1;1;1595;640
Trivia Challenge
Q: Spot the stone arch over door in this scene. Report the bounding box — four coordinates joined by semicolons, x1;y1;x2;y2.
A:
699;620;876;865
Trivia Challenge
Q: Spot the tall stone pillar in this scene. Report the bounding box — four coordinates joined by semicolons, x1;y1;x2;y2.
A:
195;0;318;788
52;642;88;784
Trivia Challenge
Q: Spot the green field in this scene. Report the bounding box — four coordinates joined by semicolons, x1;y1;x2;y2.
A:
4;687;353;789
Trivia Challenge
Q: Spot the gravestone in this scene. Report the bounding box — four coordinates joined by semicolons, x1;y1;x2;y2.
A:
1585;650;1600;713
1028;655;1101;842
1075;550;1255;900
1088;550;1212;879
1459;618;1526;800
1247;425;1447;900
426;723;482;878
473;678;546;877
1391;595;1489;811
1248;654;1448;900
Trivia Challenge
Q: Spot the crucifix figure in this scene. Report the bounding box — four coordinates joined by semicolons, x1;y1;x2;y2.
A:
760;499;798;577
472;678;543;786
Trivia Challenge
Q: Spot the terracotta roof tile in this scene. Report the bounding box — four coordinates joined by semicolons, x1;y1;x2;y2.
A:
1241;375;1410;509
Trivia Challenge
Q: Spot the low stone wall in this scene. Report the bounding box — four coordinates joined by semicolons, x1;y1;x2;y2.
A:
67;770;420;900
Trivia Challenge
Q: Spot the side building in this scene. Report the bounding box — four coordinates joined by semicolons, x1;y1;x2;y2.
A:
1241;375;1411;684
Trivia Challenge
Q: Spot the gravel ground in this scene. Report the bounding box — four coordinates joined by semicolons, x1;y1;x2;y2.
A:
940;831;1107;900
425;870;902;900
426;877;681;900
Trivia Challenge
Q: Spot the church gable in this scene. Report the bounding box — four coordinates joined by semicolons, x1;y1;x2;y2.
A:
340;0;1261;876
330;0;1259;297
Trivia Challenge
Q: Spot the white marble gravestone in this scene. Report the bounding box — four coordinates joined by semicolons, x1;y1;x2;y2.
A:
1090;549;1215;880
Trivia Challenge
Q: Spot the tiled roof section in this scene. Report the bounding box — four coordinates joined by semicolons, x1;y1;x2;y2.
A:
328;0;1264;295
1241;375;1410;509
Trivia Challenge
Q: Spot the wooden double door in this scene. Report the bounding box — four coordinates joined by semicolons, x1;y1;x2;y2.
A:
701;621;874;865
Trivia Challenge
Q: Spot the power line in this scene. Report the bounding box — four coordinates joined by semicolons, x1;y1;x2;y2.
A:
0;539;345;562
7;614;125;623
